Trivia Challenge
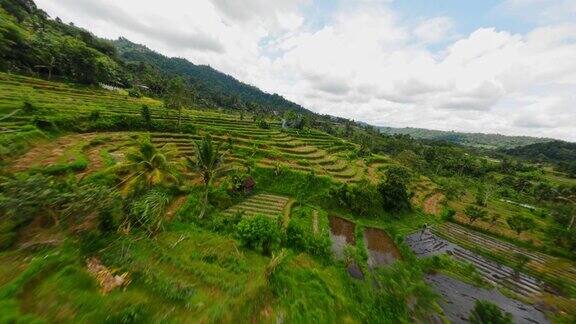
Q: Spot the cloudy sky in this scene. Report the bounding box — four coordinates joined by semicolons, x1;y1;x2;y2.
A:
35;0;576;141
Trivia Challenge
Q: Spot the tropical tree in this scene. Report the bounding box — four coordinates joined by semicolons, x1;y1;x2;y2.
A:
110;138;180;196
506;214;535;236
164;77;189;129
187;134;227;218
464;205;487;224
141;105;152;130
378;166;412;213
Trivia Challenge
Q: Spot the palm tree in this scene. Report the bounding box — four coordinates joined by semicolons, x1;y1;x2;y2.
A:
111;138;180;196
187;134;227;218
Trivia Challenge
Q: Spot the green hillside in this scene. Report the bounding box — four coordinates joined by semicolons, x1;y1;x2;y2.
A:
378;126;554;149
505;141;576;177
114;38;309;114
0;0;307;114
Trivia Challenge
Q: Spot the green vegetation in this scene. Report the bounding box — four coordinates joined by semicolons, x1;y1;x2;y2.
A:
379;126;553;149
0;1;575;322
469;300;513;324
505;140;576;178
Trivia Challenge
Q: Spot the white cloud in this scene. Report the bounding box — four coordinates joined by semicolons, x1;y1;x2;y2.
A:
414;17;455;44
33;0;576;141
501;0;576;24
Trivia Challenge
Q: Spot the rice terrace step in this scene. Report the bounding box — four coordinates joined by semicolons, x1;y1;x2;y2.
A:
223;194;290;218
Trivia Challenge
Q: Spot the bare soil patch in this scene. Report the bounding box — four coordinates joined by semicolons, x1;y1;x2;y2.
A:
423;193;444;216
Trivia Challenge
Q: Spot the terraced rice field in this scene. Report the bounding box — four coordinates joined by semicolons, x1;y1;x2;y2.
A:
151;130;366;183
435;222;576;289
10;132;133;173
406;230;548;298
223;194;290;218
0;73;381;183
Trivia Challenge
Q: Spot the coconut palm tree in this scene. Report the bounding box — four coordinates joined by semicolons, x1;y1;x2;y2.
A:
111;138;180;196
187;134;227;218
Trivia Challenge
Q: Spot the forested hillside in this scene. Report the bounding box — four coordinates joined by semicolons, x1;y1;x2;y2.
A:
379;126;553;149
0;0;308;114
505;140;576;177
0;0;127;84
114;38;308;114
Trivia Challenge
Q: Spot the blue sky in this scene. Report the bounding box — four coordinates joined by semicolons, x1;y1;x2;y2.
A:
391;0;530;33
35;0;576;140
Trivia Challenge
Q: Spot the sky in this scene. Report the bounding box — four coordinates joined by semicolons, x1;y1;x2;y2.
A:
34;0;576;141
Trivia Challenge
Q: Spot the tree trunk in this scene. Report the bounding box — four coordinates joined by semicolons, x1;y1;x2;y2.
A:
178;107;182;131
199;185;209;219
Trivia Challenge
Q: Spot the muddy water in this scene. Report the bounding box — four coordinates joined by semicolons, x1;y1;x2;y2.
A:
363;227;401;268
427;274;549;324
406;230;547;298
328;215;356;259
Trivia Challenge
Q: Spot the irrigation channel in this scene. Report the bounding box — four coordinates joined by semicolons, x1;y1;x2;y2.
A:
406;230;549;323
328;215;401;279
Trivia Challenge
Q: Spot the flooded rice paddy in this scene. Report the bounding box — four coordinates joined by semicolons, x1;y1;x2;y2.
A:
363;227;401;268
328;215;356;259
328;215;401;279
427;274;549;323
407;230;550;323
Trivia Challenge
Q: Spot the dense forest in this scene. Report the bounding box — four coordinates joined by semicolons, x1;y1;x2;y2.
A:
505;141;576;177
114;38;308;114
378;126;553;149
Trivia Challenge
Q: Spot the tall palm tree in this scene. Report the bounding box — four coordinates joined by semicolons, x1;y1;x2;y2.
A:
187;134;227;218
111;138;180;196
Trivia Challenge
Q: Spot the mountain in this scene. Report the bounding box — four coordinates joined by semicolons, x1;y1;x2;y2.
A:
113;38;309;114
0;0;309;114
378;126;554;149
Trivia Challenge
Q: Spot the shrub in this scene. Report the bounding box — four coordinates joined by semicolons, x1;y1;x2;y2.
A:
257;119;270;129
464;205;487;224
469;300;513;324
22;101;36;114
285;219;331;259
141;105;152;129
441;208;456;221
330;182;383;218
235;214;282;256
128;87;142;98
128;188;173;233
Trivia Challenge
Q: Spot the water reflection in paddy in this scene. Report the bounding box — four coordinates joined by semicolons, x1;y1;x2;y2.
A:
328;215;356;259
364;227;401;268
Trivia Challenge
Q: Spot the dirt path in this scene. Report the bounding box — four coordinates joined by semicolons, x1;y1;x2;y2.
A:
283;199;295;228
423;193;444;216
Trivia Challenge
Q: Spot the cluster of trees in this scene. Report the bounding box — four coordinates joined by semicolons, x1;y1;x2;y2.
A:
0;1;126;84
505;141;576;178
379;126;552;150
330;165;413;218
